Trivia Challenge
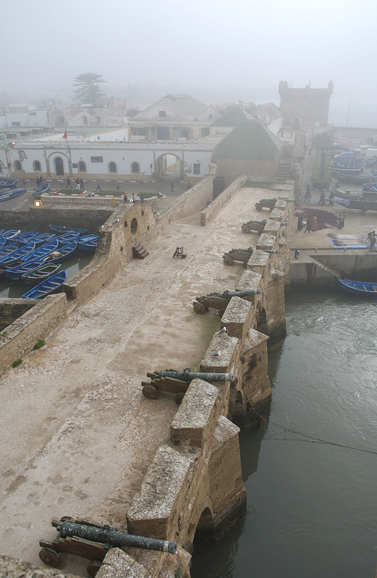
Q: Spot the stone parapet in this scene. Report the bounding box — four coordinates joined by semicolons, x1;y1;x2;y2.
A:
257;233;276;251
263;219;281;235
200;174;246;226
170;380;221;447
221;296;252;341
270;208;285;222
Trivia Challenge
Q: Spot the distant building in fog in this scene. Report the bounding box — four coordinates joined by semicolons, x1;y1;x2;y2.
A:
278;80;333;129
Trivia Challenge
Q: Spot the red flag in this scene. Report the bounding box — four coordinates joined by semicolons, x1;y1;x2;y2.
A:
62;129;68;139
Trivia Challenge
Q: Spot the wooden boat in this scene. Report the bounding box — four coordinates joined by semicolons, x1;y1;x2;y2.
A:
3;229;21;241
22;270;67;299
57;232;80;245
0;236;6;249
0;242;19;258
370;170;377;179
0;187;27;202
20;239;59;262
330;239;369;249
4;258;47;282
49;224;88;235
338;278;377;297
336;173;372;185
331;166;364;176
17;232;40;244
22;262;61;284
0;178;18;188
49;241;77;263
0;242;36;267
77;234;98;253
32;233;56;246
32;183;50;198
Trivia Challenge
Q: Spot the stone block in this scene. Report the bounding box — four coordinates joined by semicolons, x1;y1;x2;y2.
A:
97;548;147;578
263;220;281;235
247;249;270;272
127;445;192;540
221;296;252;340
257;233;276;251
170;379;221;447
270;208;285;221
200;333;239;373
236;269;262;301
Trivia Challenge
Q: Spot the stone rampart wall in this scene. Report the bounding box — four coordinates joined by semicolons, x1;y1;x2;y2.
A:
200;174;246;226
0;299;35;332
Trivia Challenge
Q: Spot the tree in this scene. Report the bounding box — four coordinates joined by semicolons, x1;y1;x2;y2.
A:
73;73;106;105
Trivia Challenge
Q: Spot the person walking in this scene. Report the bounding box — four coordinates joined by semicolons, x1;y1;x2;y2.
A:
297;214;303;231
369;231;376;251
170;178;174;192
304;184;311;202
95;180;102;192
311;215;318;232
79;178;84;190
75;177;80;190
123;193;128;203
66;176;72;189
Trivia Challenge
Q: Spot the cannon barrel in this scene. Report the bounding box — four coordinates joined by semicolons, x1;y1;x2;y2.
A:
156;370;234;383
221;289;261;298
57;521;177;555
263;249;278;254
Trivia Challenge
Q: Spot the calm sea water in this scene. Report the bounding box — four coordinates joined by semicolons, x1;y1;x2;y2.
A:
191;291;377;578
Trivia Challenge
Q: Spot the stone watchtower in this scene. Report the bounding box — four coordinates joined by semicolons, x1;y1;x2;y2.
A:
278;80;333;129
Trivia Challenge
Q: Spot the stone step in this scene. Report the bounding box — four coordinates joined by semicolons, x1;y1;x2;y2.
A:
132;243;149;259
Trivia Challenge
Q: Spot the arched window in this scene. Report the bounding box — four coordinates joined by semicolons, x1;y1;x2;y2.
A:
109;161;117;173
131;162;140;174
33;160;41;171
14;160;22;171
78;161;87;172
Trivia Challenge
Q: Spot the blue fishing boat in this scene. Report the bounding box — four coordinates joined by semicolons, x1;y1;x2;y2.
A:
0;242;36;266
0;187;27;202
0;242;19;258
20;239;59;262
0;236;6;249
32;183;50;198
3;229;21;241
17;232;40;244
22;270;67;299
49;224;88;235
370;170;377;179
32;233;56;246
338;278;377;297
330;239;369;249
49;241;77;263
4;258;47;282
57;232;80;245
0;178;18;188
22;262;61;284
77;234;98;253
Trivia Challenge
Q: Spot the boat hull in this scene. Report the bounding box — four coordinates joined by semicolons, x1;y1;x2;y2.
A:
338;278;377;297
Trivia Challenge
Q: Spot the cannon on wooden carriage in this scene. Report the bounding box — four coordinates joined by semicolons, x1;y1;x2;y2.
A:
142;368;234;400
193;289;261;315
223;247;254;265
255;198;277;211
241;219;267;234
39;516;177;577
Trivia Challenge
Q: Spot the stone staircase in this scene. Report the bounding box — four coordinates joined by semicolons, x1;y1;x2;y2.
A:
275;159;292;183
132;243;149;259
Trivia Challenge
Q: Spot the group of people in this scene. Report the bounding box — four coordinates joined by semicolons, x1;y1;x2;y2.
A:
297;213;318;233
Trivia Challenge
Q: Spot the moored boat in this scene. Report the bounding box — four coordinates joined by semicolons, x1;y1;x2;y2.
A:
49;241;77;263
77;234;98;253
0;236;7;249
20;239;59;262
32;183;50;198
0;242;19;258
338;278;377;296
32;233;56;246
3;229;21;241
16;232;40;245
57;232;80;245
0;242;36;267
4;258;46;282
0;178;18;188
22;270;67;299
49;224;88;235
0;187;27;202
22;262;62;284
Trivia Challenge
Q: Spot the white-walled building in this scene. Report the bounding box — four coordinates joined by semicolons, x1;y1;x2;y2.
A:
0;104;49;129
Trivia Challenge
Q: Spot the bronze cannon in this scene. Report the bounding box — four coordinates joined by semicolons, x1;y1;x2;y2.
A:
255;198;277;211
142;368;234;400
193;289;261;315
223;247;254;265
241;219;267;234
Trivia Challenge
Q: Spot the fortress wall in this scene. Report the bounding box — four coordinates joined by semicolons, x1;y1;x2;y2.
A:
200;174;246;226
0;298;35;332
0;293;68;377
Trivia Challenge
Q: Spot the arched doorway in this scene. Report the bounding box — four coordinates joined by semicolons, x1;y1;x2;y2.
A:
54;157;64;176
155;153;183;182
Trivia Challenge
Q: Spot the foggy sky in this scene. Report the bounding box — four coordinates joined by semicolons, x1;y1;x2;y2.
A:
4;0;377;127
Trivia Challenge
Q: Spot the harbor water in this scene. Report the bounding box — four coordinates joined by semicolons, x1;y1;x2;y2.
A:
191;291;377;578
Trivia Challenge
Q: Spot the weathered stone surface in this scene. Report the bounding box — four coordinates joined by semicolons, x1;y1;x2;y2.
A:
200;333;238;373
221;296;252;340
236;269;262;296
257;233;276;251
0;554;79;577
170;380;220;447
97;548;147;578
263;220;281;234
247;249;270;271
270;208;285;221
127;445;193;539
